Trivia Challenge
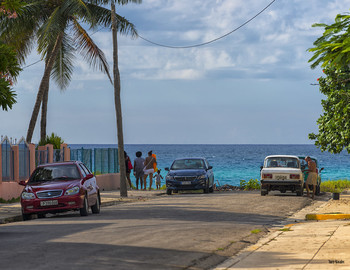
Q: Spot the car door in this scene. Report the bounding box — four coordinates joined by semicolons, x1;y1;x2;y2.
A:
79;163;97;206
205;159;214;186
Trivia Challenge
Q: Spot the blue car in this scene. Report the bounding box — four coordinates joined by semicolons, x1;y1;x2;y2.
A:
165;157;214;195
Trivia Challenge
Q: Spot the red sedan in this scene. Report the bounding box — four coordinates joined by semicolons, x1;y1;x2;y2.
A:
19;161;100;220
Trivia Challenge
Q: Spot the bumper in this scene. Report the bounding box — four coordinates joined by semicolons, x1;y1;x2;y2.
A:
21;194;85;214
261;179;303;186
166;180;206;191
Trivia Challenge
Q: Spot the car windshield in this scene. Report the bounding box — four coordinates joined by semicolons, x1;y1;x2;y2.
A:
29;165;80;183
171;159;206;170
265;157;299;168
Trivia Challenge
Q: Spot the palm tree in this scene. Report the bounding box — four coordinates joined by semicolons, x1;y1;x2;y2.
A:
0;0;137;143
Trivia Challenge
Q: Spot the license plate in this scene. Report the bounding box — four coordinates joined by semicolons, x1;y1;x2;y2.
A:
40;200;58;206
275;175;287;180
181;181;191;185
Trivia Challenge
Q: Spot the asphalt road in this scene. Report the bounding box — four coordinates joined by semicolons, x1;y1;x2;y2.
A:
0;191;312;270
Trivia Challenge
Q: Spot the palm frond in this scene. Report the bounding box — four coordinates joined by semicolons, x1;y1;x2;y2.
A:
51;33;75;90
72;18;112;84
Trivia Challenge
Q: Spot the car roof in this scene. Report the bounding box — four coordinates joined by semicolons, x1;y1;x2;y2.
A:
173;157;206;161
264;155;299;159
37;161;81;167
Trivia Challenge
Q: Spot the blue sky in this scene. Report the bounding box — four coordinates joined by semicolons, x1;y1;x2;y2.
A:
1;0;350;144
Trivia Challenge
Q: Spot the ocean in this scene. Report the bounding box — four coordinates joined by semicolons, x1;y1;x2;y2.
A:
70;144;350;187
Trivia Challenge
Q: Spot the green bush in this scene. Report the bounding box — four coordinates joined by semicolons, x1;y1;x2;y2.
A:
239;179;260;190
320;180;350;193
0;197;20;203
38;133;64;149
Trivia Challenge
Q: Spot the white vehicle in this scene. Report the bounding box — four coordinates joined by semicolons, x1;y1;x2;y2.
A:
260;155;304;196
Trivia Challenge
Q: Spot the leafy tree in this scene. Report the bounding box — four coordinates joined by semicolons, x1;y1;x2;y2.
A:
38;132;64;149
0;0;137;143
0;0;22;111
308;13;350;70
308;67;350;153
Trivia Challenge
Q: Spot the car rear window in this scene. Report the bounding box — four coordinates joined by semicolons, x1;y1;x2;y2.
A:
265;157;299;168
29;165;80;183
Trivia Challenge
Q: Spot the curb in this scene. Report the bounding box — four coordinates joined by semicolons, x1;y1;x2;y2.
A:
306;213;350;220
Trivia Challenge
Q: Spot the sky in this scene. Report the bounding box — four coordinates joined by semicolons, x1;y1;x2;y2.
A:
1;0;350;145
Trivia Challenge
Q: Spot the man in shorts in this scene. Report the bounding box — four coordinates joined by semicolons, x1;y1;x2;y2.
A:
305;156;317;199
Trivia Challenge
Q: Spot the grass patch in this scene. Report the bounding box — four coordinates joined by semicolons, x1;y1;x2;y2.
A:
279;228;293;232
320;180;350;193
0;197;20;203
251;229;261;234
239;179;260;190
217;247;225;251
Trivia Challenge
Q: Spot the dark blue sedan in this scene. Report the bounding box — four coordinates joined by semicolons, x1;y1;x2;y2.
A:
165;158;214;195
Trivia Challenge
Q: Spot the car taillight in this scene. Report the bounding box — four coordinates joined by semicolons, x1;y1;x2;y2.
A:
262;174;272;179
290;174;300;179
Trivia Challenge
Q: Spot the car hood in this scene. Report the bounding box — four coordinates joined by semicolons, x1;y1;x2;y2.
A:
261;168;302;174
168;169;206;176
24;179;81;193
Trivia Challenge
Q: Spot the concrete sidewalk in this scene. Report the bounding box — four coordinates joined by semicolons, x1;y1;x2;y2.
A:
0;190;165;224
214;194;350;270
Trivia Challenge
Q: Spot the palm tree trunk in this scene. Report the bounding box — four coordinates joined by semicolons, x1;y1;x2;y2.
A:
40;60;50;142
111;1;127;197
26;33;63;143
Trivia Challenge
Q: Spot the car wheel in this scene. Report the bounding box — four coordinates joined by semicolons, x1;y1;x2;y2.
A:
261;189;268;196
80;195;89;216
37;213;46;219
296;187;303;197
91;193;101;214
22;212;32;221
166;189;172;195
315;185;321;195
203;182;209;193
209;186;214;193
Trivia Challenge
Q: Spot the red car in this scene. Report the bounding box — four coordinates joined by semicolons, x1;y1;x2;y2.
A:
19;161;101;220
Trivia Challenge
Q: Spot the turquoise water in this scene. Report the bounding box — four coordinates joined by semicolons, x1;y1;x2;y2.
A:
71;144;350;186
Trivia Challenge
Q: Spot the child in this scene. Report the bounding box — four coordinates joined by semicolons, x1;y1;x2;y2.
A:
153;169;163;190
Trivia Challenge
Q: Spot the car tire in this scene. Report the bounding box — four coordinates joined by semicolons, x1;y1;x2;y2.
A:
166;189;172;195
37;213;46;219
209;186;214;193
22;212;32;221
296;187;303;197
203;182;209;193
91;193;101;214
261;189;268;196
80;195;89;216
315;185;321;195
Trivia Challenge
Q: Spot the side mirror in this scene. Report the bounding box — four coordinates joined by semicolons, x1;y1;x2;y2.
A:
82;173;93;184
165;167;169;171
19;180;27;186
320;167;324;172
85;173;94;180
208;166;213;170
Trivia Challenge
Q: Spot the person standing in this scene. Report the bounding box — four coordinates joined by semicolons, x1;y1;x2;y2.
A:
143;151;157;190
124;151;132;189
133;151;145;190
305;156;317;199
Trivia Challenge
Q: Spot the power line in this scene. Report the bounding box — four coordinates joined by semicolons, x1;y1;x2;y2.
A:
20;0;277;69
137;0;277;49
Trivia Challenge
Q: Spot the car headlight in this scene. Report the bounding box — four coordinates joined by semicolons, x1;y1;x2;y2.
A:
197;175;207;180
65;186;80;196
22;192;35;200
166;175;175;181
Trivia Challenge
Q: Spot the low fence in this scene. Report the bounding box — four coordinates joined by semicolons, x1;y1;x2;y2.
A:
70;148;119;174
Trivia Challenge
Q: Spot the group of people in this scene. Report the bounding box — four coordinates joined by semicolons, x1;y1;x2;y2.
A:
124;150;163;190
